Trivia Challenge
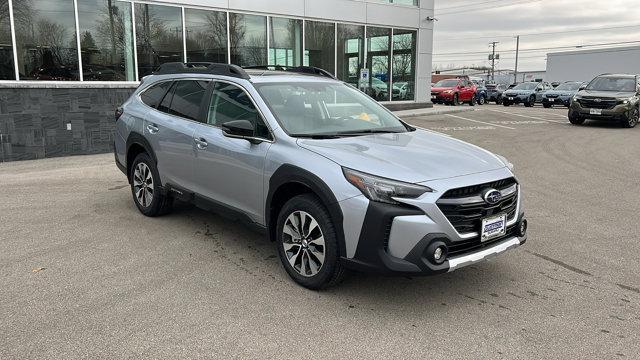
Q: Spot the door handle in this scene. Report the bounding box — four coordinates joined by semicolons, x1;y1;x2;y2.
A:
194;137;208;150
146;124;159;134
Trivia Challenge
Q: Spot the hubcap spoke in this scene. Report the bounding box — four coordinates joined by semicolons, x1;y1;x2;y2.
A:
134;163;154;207
282;210;325;277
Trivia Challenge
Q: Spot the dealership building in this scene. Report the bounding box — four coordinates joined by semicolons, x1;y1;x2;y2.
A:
0;0;434;162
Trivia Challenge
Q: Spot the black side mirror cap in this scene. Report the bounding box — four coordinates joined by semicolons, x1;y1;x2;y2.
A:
222;120;255;138
579;86;586;91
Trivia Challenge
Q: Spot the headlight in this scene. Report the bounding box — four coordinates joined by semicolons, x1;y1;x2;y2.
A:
496;155;514;171
573;95;581;101
443;90;453;94
343;168;433;204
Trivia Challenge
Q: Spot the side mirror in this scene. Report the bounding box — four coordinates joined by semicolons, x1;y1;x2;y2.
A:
579;86;586;91
222;120;257;142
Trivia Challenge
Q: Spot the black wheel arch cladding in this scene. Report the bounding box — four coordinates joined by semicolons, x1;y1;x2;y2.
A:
266;164;346;257
126;132;157;182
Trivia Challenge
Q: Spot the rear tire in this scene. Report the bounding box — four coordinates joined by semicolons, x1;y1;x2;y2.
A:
503;101;511;107
469;95;476;106
478;95;486;105
130;153;173;217
276;194;346;290
543;103;552;108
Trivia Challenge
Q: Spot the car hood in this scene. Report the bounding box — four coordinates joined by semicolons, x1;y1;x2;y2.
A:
431;87;455;92
297;130;506;183
504;90;534;96
545;90;576;96
577;90;636;99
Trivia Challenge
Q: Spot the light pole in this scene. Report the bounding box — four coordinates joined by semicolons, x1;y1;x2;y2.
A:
514;35;520;84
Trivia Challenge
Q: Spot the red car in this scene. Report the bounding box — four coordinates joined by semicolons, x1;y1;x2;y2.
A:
431;77;477;106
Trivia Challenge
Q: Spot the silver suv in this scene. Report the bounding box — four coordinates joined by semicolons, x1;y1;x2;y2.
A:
114;63;528;289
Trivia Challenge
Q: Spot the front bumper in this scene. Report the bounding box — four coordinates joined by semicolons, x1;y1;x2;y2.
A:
543;97;570;106
431;92;455;103
569;101;632;121
340;168;526;275
503;94;528;104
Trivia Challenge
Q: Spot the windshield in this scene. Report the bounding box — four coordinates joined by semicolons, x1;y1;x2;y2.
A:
556;82;582;91
434;79;459;87
254;82;409;137
586;77;636;92
513;83;538;90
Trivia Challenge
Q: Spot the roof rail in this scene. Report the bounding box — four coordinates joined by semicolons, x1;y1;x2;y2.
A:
153;62;250;80
244;65;336;79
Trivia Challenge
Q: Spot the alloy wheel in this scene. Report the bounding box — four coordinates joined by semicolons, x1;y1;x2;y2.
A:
282;211;326;277
628;107;639;127
133;162;154;207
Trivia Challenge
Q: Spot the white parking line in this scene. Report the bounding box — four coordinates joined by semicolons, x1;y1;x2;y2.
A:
483;109;566;124
445;114;516;130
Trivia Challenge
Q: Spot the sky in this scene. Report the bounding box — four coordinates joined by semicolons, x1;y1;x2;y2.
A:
432;0;640;72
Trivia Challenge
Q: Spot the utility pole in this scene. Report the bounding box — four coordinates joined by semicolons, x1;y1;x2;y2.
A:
514;35;520;84
489;41;499;81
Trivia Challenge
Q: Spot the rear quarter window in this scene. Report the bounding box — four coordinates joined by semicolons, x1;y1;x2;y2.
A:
140;81;172;108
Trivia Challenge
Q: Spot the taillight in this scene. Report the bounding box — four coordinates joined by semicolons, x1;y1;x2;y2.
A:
115;107;123;121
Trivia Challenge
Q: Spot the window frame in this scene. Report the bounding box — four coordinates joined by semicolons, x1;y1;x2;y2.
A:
204;79;274;142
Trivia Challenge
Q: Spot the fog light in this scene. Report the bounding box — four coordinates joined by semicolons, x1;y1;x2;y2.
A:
518;219;528;237
434;247;443;261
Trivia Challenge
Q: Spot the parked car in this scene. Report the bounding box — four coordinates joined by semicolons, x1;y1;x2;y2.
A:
568;73;639;128
502;82;552;107
114;62;527;289
393;81;413;100
431;77;477;106
542;81;583;108
486;83;508;104
470;77;488;105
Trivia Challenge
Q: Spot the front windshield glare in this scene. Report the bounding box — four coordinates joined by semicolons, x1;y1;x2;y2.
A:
434;80;459;87
586;77;636;92
513;83;538;90
254;82;408;137
556;82;582;91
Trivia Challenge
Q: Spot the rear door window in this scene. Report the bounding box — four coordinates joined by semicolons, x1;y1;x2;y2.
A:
167;80;210;121
140;81;172;108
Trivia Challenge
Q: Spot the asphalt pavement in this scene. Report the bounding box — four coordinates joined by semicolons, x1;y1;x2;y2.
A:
1;104;638;359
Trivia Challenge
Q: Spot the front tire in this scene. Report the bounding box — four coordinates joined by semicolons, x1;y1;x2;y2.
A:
568;111;585;125
130;153;173;217
503;101;511;107
276;194;346;289
622;106;639;128
469;95;477;106
478;95;486;105
525;95;535;107
543;103;552;108
452;93;460;106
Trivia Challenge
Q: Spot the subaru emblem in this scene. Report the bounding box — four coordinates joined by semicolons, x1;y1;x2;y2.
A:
594;98;602;103
483;189;502;205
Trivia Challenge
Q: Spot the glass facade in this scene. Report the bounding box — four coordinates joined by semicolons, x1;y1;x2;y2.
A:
135;3;183;78
0;0;15;80
336;24;364;87
366;26;391;101
269;17;302;67
392;29;416;101
229;13;266;67
13;0;79;80
304;20;335;75
185;8;227;64
78;0;135;81
1;2;418;102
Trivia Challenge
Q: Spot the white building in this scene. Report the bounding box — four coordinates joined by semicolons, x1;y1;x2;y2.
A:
546;46;640;83
0;0;435;161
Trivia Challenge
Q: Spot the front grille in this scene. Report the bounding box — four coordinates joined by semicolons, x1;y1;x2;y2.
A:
546;94;559;98
448;226;518;257
578;98;617;109
437;178;518;234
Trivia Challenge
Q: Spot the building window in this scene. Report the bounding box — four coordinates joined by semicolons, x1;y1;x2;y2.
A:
0;0;15;80
229;13;267;67
366;26;391;101
78;0;135;81
269;17;302;67
185;8;227;64
392;29;416;101
304;20;335;75
336;24;364;87
13;0;79;80
135;3;183;79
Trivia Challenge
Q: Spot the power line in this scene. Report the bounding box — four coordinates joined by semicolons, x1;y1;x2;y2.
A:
435;0;543;16
435;23;640;41
433;40;640;56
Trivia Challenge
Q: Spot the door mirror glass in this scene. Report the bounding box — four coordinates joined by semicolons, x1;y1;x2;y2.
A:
222;120;255;138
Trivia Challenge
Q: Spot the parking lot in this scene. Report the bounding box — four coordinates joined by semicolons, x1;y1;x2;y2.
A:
1;104;639;359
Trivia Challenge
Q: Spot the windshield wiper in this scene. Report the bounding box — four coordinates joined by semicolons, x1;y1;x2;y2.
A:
335;129;404;135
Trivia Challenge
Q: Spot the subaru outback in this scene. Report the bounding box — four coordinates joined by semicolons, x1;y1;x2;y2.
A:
114;63;528;289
